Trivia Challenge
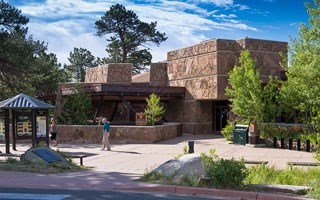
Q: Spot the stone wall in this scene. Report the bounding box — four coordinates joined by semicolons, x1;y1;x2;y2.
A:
150;63;168;86
56;123;182;144
167;38;287;100
166;37;287;134
165;100;212;134
85;63;132;84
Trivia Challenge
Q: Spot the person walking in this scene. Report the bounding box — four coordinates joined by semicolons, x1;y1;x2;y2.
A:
49;118;58;147
101;118;111;151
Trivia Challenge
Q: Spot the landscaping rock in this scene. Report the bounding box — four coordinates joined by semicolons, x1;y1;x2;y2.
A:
21;147;70;168
153;154;204;181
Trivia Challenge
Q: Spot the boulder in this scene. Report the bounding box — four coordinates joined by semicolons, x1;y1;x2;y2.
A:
21;147;70;168
153;154;204;181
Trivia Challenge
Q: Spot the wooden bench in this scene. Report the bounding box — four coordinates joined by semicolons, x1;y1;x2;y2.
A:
66;154;87;166
288;161;318;166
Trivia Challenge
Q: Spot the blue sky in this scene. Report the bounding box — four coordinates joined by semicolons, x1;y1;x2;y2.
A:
6;0;313;65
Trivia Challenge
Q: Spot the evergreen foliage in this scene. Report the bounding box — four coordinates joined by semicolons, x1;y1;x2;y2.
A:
144;93;165;126
59;84;92;125
0;1;65;100
95;4;167;74
65;47;101;82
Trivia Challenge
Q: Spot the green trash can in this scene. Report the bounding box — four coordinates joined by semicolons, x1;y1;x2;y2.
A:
233;124;249;145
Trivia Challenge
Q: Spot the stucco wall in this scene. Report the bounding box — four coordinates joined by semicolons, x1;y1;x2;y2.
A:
56;123;182;144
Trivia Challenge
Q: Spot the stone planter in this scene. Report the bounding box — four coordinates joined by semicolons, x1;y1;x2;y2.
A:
57;122;182;144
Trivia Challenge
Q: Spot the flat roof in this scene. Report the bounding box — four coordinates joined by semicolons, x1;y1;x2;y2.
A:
38;83;185;101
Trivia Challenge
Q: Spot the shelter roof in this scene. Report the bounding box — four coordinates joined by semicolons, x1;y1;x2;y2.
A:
0;93;55;109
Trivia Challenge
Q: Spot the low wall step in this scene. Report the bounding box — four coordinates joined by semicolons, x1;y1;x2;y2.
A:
288;161;318;166
245;160;268;165
246;184;312;195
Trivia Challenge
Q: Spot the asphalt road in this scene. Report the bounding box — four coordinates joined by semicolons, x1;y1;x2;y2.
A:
0;187;227;200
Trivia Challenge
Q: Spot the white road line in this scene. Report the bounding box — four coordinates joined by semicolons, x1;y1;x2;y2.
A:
0;193;70;200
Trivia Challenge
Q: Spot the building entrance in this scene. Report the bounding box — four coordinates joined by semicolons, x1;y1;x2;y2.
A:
213;101;229;132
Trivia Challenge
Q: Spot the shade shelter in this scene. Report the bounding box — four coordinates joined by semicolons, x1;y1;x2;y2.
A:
0;93;55;154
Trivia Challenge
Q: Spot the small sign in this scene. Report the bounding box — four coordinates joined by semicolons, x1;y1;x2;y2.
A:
136;113;147;126
249;122;258;132
33;149;62;163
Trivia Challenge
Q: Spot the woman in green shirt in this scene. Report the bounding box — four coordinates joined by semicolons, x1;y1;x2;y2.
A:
101;118;111;151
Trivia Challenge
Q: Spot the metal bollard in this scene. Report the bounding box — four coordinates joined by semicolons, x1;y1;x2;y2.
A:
188;141;194;154
288;138;293;150
281;138;285;149
297;139;301;151
306;140;310;152
273;137;277;148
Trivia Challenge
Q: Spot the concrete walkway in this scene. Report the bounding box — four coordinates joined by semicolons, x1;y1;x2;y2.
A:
0;134;317;199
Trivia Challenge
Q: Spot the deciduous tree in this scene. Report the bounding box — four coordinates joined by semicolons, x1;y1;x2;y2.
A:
226;50;264;123
281;0;320;129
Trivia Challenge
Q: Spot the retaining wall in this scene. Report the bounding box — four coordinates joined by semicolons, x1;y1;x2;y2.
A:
56;123;182;144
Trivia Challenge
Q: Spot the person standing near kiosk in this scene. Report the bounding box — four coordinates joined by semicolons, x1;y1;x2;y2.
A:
49;118;58;147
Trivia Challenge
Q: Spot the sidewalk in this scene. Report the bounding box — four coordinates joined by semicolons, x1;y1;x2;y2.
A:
0;134;317;199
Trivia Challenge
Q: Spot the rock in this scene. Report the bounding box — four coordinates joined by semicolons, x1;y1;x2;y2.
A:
153;154;204;179
21;147;71;168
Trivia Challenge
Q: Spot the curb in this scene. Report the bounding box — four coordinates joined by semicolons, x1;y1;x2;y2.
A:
119;185;312;200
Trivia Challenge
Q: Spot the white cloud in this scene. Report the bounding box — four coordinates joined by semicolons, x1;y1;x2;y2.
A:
250;9;270;16
263;25;280;30
234;4;249;10
192;0;233;7
14;0;257;64
212;13;237;19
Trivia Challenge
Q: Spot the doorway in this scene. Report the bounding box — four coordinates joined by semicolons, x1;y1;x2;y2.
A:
213;101;229;132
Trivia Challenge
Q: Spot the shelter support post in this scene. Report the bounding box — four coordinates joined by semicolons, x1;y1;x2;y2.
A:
31;110;36;148
46;111;49;147
12;110;16;151
5;109;10;154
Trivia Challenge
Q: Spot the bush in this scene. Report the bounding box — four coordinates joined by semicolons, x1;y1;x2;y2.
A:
221;122;234;141
145;93;165;126
201;149;248;189
245;164;320;198
173;145;188;159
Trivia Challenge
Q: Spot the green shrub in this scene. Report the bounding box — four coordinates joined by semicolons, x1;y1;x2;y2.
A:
5;157;19;164
36;141;47;148
221;122;234;141
245;163;278;184
145;93;165;126
139;171;175;185
59;84;92;125
245;164;320;198
201;149;248;189
174;145;188;159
